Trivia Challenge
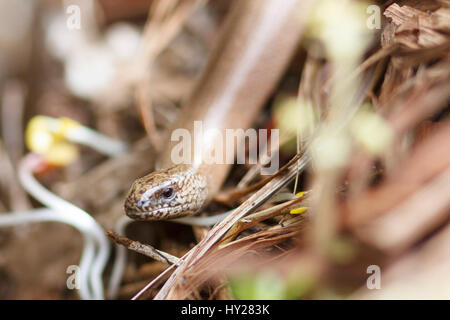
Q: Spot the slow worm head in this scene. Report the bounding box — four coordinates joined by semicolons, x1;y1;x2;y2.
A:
124;164;208;220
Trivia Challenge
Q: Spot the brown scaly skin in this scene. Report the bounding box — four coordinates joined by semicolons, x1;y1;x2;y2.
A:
124;164;208;220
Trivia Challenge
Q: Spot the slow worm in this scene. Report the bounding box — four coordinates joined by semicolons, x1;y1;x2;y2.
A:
124;0;309;220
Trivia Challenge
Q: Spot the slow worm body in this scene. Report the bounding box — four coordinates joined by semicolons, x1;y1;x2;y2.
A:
124;0;309;220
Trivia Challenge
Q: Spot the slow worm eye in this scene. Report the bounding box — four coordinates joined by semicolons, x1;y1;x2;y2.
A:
162;187;175;200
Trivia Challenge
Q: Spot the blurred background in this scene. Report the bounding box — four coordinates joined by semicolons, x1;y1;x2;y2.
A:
0;0;449;300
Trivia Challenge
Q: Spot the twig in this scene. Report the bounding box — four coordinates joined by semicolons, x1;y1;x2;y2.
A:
107;231;180;265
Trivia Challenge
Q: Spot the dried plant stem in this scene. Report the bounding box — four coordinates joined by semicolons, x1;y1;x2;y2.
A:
107;231;180;265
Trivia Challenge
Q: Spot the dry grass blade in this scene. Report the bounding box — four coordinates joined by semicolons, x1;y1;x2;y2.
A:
162;222;305;299
220;194;309;245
